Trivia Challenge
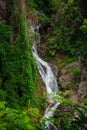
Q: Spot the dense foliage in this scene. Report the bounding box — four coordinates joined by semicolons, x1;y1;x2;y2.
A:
0;0;37;108
0;101;41;129
45;0;87;60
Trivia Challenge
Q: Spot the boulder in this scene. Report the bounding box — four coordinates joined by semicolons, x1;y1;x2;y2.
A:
59;73;73;89
78;81;87;98
81;67;87;80
61;61;81;75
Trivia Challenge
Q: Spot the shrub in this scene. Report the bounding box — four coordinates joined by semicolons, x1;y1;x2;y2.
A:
73;68;82;76
65;57;78;63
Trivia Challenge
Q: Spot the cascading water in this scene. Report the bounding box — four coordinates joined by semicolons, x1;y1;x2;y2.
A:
31;22;60;130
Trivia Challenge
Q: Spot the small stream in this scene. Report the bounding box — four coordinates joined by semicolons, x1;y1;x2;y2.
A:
31;24;60;130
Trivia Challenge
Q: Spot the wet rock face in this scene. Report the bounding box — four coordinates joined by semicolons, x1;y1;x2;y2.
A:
0;0;6;20
78;81;87;98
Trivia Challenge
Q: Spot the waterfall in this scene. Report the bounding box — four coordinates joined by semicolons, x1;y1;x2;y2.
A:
31;23;60;130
